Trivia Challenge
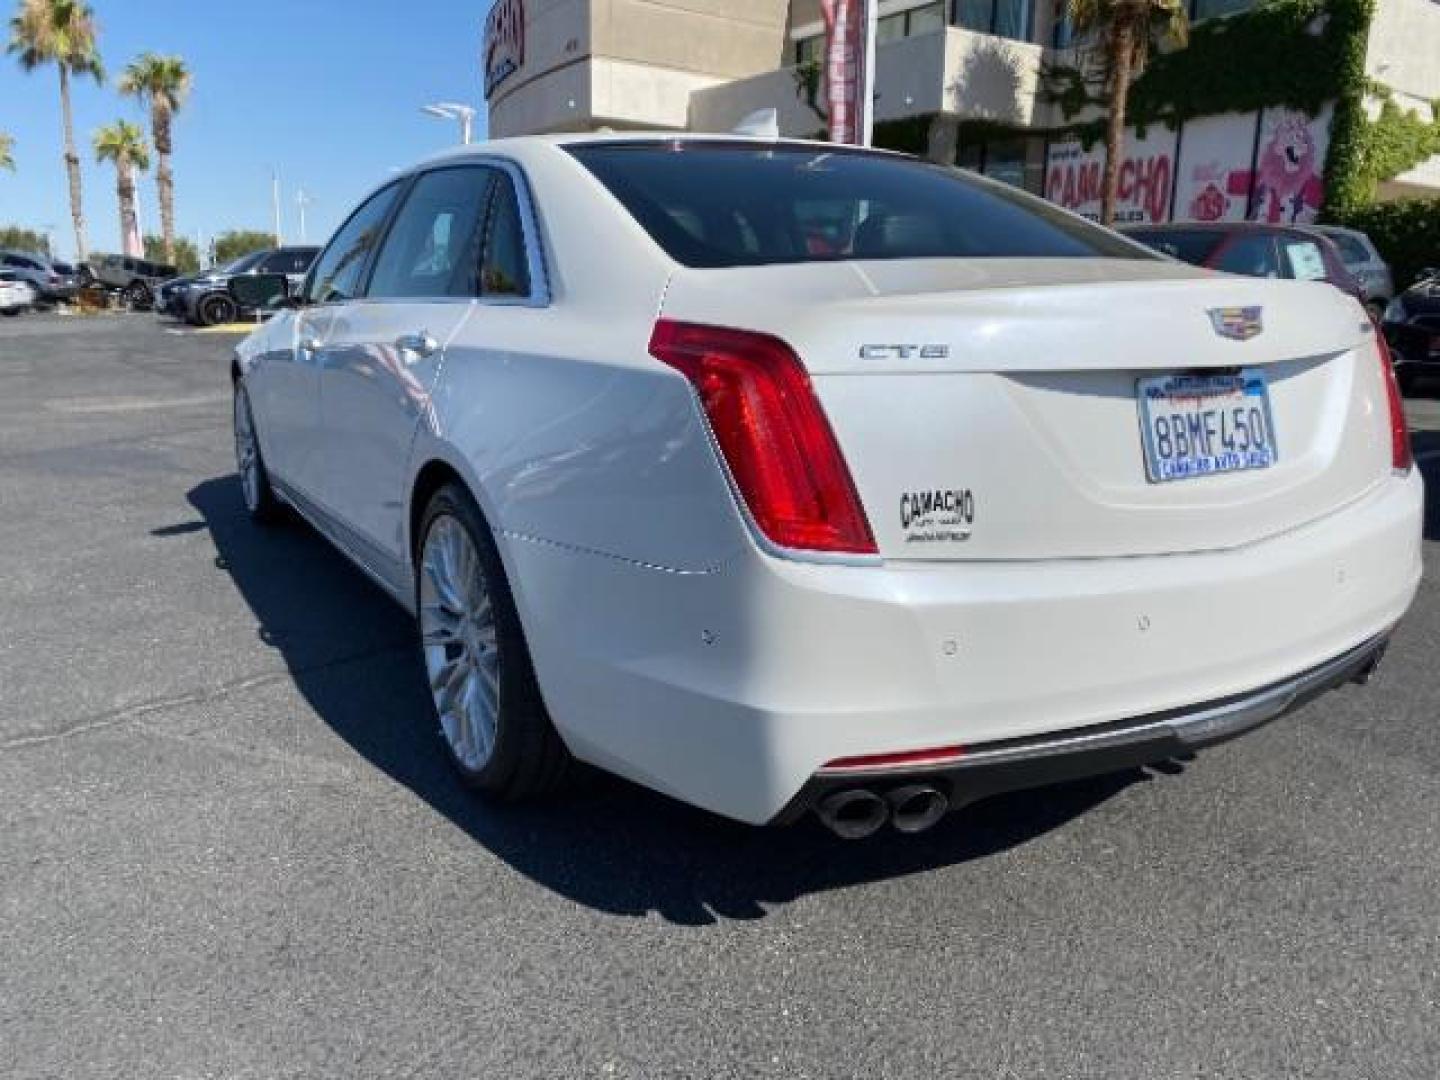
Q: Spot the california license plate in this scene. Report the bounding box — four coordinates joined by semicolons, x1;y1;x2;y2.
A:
1137;370;1278;483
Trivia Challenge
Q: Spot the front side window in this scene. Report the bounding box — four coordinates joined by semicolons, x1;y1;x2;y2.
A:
480;174;532;297
570;142;1148;268
306;183;401;305
369;167;496;299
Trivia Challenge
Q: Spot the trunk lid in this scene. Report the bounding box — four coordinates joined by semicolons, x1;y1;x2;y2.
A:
660;259;1389;561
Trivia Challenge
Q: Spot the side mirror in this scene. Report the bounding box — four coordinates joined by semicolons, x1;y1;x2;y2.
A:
229;272;293;310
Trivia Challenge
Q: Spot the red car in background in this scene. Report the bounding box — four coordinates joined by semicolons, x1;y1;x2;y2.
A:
1122;223;1366;307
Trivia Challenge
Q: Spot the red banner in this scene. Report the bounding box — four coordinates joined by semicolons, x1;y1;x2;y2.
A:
821;0;864;144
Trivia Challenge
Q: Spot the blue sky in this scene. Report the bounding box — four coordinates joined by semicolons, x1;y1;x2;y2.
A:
1;0;492;260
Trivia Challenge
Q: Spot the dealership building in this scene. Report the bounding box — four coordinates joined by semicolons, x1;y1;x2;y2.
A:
485;0;1440;223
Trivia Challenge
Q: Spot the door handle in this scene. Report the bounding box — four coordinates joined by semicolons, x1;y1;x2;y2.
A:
395;331;439;360
298;336;321;354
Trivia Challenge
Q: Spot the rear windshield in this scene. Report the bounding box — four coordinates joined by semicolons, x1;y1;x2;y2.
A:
568;142;1150;268
1126;229;1227;266
1323;231;1371;266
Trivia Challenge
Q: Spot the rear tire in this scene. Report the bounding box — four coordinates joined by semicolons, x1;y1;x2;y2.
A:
199;293;238;327
124;281;152;310
416;483;571;799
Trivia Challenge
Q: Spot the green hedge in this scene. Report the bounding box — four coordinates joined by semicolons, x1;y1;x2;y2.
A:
1333;198;1440;290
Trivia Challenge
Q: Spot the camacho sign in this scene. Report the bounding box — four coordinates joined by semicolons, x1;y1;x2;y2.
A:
484;0;525;99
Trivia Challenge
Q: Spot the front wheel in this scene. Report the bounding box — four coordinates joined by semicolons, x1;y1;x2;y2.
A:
416;483;570;798
233;382;283;522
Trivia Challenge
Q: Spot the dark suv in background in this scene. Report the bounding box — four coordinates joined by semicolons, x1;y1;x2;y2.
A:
177;246;319;326
0;250;81;305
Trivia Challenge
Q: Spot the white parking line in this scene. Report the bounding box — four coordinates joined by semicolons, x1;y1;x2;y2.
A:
44;394;228;414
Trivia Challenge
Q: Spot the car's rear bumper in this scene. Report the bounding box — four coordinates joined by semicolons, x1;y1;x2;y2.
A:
508;471;1423;825
772;631;1390;824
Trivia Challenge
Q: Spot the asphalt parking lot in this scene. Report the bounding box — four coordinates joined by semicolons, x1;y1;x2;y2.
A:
1;312;1438;1079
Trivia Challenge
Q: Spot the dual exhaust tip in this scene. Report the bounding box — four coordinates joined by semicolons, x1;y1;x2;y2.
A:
816;784;949;840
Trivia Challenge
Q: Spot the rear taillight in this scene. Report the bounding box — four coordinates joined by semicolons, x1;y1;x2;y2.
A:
1376;334;1412;474
648;319;877;555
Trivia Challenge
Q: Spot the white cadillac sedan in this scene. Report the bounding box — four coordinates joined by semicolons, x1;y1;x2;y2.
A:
229;136;1422;838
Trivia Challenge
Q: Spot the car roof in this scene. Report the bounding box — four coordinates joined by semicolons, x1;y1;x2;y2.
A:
1125;222;1316;236
405;131;902;173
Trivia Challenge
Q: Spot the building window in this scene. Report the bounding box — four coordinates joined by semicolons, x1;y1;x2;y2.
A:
908;3;947;34
1190;0;1255;19
954;0;1034;43
957;135;1046;194
792;3;947;65
877;12;907;43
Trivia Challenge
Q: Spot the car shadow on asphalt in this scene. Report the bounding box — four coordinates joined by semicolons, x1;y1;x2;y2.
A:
187;474;1149;925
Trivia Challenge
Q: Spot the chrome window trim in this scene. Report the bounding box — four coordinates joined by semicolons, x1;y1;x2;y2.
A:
301;178;408;309
348;156;551;310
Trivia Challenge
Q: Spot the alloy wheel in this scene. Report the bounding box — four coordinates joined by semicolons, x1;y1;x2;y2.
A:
233;390;260;511
420;515;501;772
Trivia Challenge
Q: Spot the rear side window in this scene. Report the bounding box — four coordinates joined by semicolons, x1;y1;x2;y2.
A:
1327;232;1370;265
307;183;401;304
1281;239;1327;281
369;167;496;299
480;174;532;297
260;250;315;275
1127;229;1226;266
1215;234;1281;278
569;143;1148;268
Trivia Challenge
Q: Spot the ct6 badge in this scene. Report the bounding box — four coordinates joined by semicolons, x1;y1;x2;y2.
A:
859;344;950;361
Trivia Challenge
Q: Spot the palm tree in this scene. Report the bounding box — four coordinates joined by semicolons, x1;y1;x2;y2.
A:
0;131;14;171
1065;0;1187;226
7;0;104;262
119;53;190;265
93;120;149;260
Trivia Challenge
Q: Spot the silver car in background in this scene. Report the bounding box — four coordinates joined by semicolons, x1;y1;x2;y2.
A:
0;270;37;315
1313;226;1393;316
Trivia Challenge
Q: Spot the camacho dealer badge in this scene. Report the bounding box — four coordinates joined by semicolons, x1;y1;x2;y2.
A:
900;487;975;544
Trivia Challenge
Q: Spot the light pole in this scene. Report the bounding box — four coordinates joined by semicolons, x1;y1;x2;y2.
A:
295;188;314;244
421;103;477;146
271;169;284;247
